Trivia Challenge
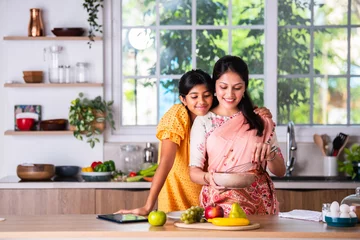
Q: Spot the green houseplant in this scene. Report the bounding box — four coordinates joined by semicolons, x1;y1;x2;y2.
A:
338;143;360;179
83;0;104;48
69;92;115;148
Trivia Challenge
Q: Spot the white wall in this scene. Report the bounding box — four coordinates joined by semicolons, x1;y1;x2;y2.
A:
0;0;104;177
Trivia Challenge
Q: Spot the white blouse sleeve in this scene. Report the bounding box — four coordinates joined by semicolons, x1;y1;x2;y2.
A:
189;115;207;169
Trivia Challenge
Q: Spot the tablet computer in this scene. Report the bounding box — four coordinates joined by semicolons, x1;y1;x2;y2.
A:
97;214;148;224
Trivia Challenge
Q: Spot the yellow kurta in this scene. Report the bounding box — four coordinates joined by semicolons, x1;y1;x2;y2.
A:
156;104;202;213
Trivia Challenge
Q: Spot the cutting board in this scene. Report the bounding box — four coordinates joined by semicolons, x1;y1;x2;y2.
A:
174;221;260;231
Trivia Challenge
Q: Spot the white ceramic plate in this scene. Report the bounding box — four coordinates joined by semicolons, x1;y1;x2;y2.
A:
167;211;184;220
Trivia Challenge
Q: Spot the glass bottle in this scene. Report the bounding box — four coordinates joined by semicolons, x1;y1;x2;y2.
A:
58;65;64;83
142;142;155;169
65;65;71;83
321;203;330;222
341;187;360;222
120;145;141;174
76;62;89;83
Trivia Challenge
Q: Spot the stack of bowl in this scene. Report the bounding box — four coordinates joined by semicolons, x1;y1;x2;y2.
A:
23;71;43;83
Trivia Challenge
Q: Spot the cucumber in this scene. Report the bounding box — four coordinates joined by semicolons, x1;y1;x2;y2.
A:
142;171;155;177
139;164;158;176
126;175;144;182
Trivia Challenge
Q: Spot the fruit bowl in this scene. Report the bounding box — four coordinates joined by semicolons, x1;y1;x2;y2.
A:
325;216;357;227
212;171;256;189
81;172;112;182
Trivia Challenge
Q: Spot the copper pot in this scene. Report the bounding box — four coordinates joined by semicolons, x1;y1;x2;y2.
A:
17;164;55;181
28;8;44;37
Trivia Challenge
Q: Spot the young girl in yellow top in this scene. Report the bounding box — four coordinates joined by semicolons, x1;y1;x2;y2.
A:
115;69;271;216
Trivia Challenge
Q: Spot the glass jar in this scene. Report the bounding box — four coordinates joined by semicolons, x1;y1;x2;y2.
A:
64;65;71;83
75;62;89;83
341;187;360;222
120;145;142;174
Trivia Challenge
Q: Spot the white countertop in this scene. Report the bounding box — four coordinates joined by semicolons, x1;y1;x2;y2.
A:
0;176;358;189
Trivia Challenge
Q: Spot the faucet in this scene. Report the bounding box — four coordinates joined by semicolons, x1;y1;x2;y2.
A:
286;121;297;176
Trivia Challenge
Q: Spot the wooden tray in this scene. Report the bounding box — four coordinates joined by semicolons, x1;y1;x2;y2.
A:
174;221;260;231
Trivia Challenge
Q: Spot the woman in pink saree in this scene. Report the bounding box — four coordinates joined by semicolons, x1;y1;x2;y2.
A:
189;55;286;215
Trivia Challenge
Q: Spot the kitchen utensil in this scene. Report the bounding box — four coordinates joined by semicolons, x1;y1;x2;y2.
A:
28;8;44;37
55;166;80;177
212;171;256;189
167;211;185;220
43;45;63;83
337;135;349;156
16;118;35;131
225;162;255;173
51;28;85;37
323;156;338;176
81;172;112;182
313;134;327;156
17;164;55;181
325;216;357;227
40;119;68;131
321;134;331;155
331;133;348;156
23;71;43;83
174;221;260;231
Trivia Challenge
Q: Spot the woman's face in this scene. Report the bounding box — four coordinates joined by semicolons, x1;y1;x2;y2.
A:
180;84;213;120
215;71;246;114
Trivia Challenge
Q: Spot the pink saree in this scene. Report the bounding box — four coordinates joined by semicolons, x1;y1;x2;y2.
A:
199;112;279;215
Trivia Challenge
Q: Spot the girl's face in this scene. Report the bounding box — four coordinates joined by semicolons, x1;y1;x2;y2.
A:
215;71;246;115
180;84;213;121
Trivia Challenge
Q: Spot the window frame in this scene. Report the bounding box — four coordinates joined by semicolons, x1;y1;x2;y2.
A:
104;0;360;143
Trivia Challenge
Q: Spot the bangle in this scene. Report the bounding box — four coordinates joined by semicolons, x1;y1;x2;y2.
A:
203;173;209;185
266;151;277;162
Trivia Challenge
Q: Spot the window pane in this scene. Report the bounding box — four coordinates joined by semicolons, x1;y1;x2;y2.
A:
352;1;360;24
314;28;348;75
313;77;347;124
158;79;180;121
122;29;156;76
351;28;360;74
314;0;348;25
248;78;264;107
197;0;227;25
232;0;264;25
160;30;192;75
278;28;310;75
350;77;360;124
232;29;264;74
122;78;157;125
277;78;310;124
196;30;228;74
160;0;191;25
278;0;311;26
122;0;156;26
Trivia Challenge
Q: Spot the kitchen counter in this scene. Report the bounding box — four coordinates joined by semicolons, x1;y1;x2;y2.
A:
0;176;358;189
0;214;359;239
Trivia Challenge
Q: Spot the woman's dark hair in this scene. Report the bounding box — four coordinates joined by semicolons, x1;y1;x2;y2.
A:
212;55;264;136
179;69;214;97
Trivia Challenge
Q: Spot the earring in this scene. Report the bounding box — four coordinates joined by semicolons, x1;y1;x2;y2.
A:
214;93;217;97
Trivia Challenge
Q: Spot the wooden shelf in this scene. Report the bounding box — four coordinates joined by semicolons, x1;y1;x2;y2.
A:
3;36;102;41
5;130;73;136
4;83;103;88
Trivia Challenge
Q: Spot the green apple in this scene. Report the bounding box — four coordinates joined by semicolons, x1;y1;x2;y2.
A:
148;210;167;226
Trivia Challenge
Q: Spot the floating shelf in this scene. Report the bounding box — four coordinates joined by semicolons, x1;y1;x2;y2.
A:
3;36;102;41
5;130;73;136
4;83;103;88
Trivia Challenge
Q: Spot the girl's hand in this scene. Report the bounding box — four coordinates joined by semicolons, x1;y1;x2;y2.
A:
254;106;272;118
251;142;271;166
114;206;150;216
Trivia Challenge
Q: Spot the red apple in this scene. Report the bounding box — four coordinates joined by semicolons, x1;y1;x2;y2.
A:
204;204;224;219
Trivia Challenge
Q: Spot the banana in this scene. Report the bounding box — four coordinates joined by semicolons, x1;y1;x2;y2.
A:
207;217;250;226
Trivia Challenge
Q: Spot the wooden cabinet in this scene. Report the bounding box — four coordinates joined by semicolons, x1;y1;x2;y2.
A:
0;189;95;215
276;189;354;212
95;189;156;214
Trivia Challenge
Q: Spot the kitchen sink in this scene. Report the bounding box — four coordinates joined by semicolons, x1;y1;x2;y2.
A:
270;176;358;182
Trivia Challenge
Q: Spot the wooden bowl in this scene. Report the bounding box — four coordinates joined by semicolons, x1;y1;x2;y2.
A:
23;71;43;83
17;164;55;181
51;28;85;36
40;119;68;131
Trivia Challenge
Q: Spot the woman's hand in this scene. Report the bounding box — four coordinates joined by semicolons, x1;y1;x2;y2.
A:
251;142;271;166
114;206;150;216
254;106;272;118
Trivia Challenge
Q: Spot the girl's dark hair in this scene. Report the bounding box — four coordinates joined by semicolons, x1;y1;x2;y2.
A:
179;69;214;97
212;55;264;136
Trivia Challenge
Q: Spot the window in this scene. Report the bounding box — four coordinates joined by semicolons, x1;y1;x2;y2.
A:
105;0;360;142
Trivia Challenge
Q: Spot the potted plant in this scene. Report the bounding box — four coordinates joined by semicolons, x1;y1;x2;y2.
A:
338;143;360;179
69;92;115;148
83;0;104;48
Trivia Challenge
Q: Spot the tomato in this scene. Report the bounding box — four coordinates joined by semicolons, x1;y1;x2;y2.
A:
129;171;137;177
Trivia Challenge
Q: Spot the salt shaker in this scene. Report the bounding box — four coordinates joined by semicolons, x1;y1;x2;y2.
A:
322;203;331;222
65;65;71;83
58;65;64;83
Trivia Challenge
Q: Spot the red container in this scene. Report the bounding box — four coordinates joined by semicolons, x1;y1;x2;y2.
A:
17;118;35;131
